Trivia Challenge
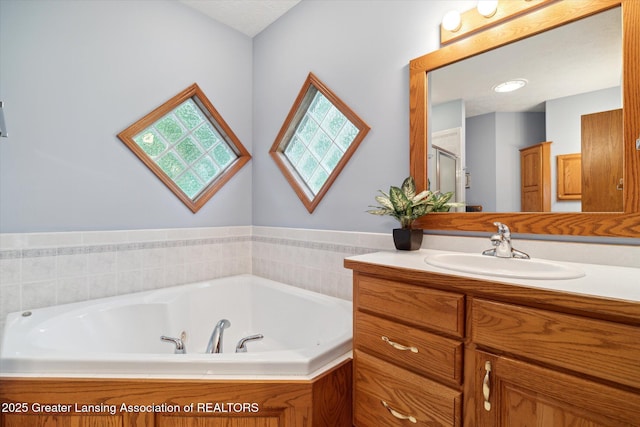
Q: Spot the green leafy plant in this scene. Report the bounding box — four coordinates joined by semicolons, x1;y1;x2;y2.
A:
367;176;462;229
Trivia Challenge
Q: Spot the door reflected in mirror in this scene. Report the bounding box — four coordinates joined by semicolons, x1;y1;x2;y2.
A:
429;7;622;213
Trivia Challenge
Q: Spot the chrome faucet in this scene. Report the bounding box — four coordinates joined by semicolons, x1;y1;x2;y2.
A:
206;319;231;354
235;334;264;353
482;222;530;259
160;335;186;354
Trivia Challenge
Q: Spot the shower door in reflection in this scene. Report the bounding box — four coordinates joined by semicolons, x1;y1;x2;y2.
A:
434;147;459;210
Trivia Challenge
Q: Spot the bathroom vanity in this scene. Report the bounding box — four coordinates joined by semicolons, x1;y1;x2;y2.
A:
345;250;640;426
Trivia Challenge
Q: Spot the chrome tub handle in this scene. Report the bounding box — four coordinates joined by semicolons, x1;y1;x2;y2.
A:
160;335;186;354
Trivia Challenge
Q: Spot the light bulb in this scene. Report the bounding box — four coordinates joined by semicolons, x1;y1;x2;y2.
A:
477;0;498;18
442;10;462;32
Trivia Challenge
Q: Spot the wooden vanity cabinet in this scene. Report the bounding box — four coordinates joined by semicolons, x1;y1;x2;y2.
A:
469;298;640;427
347;263;640;427
470;349;640;427
352;274;465;426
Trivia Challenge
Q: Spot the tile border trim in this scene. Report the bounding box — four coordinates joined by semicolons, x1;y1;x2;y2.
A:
252;235;377;255
0;236;252;260
0;235;379;260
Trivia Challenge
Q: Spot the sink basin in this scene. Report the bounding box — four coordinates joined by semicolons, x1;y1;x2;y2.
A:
424;253;585;280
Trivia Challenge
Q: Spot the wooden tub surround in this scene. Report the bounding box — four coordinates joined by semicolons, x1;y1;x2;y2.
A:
0;359;352;427
346;250;640;426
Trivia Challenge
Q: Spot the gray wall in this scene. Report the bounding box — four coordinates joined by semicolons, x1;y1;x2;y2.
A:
6;1;631;242
1;0;475;234
495;112;546;212
0;0;253;232
432;100;465;132
466;114;497;211
465;112;545;212
252;0;474;232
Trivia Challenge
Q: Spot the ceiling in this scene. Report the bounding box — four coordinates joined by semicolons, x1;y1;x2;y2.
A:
179;0;301;37
431;7;622;117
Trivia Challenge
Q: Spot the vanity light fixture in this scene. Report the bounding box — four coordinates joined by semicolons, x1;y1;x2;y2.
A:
440;0;552;45
477;0;498;18
493;79;527;93
442;1;497;34
442;10;462;32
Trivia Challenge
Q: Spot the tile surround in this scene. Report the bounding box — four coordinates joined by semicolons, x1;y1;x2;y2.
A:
251;227;390;300
0;227;253;341
1;226;639;347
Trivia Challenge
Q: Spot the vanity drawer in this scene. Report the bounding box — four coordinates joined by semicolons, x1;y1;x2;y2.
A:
355;311;463;385
356;275;465;337
354;350;462;426
471;298;640;389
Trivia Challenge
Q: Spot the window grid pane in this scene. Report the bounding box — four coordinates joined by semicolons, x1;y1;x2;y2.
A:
269;73;370;213
283;92;358;196
134;98;239;200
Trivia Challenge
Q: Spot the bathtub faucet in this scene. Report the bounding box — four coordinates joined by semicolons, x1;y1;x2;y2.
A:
206;319;231;354
160;335;186;354
235;334;264;353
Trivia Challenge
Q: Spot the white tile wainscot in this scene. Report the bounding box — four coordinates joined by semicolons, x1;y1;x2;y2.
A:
0;227;252;345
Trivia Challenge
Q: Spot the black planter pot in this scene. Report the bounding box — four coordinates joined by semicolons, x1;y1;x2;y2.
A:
392;228;424;251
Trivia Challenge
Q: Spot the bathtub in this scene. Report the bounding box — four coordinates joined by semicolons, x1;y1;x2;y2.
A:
0;274;352;378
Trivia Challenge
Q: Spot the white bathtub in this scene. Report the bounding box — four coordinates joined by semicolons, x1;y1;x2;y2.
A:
0;274;352;378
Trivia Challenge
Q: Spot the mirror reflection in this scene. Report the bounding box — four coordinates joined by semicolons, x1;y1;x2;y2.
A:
429;7;622;213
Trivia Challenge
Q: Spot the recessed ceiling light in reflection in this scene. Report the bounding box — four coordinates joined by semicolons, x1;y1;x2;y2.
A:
493;79;528;93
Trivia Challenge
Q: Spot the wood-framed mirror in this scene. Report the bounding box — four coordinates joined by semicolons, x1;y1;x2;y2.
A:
409;0;639;238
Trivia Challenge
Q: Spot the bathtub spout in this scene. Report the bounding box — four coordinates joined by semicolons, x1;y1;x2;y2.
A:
206;319;231;354
235;334;264;353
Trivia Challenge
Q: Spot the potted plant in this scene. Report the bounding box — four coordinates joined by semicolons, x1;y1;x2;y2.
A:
367;176;461;250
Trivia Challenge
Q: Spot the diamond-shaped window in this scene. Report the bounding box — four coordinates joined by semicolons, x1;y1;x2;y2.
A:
118;84;251;212
270;73;370;213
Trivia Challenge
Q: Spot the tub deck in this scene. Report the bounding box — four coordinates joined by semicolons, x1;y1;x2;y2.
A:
1;275;352;378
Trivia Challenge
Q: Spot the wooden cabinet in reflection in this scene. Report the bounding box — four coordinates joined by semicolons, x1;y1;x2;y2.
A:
520;141;551;212
581;108;623;212
557;153;582;201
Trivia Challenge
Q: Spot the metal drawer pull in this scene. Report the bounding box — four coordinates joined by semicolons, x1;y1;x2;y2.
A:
381;336;418;353
483;361;492;411
381;400;417;423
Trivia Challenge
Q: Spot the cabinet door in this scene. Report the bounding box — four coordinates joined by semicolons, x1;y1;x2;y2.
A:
556;153;582;200
472;350;640;427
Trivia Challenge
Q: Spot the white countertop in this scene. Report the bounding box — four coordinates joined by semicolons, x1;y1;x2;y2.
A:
346;249;640;303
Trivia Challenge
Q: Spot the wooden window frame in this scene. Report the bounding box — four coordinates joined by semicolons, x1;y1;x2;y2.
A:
269;73;370;213
118;83;251;213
